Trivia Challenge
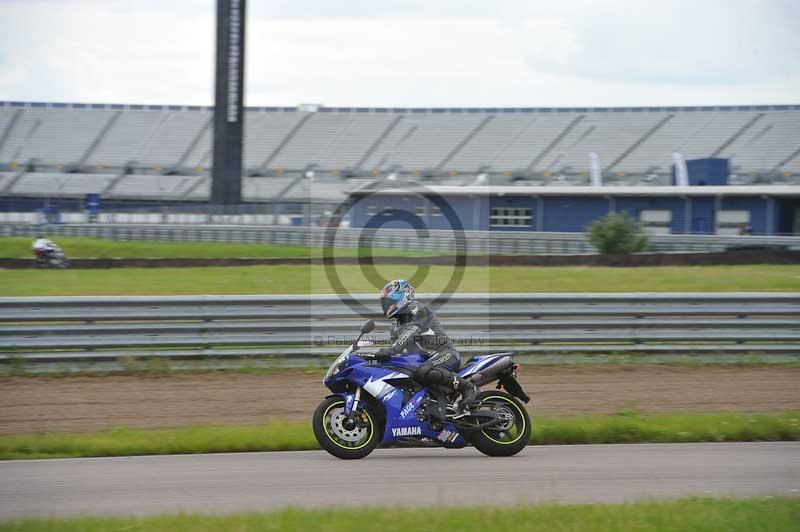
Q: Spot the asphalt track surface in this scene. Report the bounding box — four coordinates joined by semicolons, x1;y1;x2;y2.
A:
1;442;798;519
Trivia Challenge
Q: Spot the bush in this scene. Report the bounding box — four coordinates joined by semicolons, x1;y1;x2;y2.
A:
587;213;649;254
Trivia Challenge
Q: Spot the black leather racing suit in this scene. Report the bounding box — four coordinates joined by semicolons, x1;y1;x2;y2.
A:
383;302;475;406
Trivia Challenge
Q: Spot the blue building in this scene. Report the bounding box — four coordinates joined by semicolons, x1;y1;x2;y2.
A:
348;184;800;235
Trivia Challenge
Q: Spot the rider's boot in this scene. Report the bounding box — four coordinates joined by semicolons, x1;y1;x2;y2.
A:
454;375;478;413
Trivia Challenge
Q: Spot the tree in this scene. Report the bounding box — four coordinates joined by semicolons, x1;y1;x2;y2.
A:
587;212;650;254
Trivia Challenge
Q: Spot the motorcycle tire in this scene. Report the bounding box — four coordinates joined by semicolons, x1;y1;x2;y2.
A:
313;396;381;460
466;390;531;457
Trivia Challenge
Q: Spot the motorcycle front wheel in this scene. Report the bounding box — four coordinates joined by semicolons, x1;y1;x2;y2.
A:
312;396;381;459
466;390;531;457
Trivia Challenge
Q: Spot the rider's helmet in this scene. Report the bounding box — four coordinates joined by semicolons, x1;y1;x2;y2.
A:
380;279;415;319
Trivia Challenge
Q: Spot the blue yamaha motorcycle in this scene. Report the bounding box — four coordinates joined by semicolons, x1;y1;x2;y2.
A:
313;320;531;459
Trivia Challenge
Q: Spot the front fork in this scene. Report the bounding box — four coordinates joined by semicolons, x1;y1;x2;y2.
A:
342;386;362;430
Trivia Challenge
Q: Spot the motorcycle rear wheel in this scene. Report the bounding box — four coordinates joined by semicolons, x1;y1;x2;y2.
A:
313;396;380;459
467;390;531;457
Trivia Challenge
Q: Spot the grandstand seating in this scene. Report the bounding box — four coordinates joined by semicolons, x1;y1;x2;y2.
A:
8;172;114;197
718;110;800;173
0;108;116;167
361;113;488;172
444;113;574;172
0;102;798;203
618;111;753;173
183;177;210;200
242;176;297;201
0;172;14;192
547;111;667;174
136;111;209;168
86;109;211;169
242;110;310;170
109;174;202;199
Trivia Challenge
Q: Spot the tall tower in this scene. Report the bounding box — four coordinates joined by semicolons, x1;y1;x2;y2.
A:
211;0;245;204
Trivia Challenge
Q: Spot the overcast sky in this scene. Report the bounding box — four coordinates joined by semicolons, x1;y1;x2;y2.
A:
1;0;798;107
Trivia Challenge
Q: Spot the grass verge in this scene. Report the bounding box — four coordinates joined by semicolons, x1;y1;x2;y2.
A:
0;236;438;259
1;264;798;295
2;498;798;531
1;411;797;460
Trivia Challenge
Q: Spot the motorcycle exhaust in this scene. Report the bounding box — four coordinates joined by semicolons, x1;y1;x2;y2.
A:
469;355;514;387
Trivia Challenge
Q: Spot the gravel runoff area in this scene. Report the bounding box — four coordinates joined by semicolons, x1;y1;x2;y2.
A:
1;365;798;434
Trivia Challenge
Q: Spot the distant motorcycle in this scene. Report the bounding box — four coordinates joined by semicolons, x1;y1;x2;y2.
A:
313;319;531;459
34;246;70;269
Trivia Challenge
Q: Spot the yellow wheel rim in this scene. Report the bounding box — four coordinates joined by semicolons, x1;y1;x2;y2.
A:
322;401;374;450
478;395;527;445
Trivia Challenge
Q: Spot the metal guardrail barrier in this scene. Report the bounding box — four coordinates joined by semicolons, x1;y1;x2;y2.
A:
2;223;800;254
1;293;798;365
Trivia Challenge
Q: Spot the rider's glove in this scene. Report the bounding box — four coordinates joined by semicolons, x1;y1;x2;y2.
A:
374;347;396;361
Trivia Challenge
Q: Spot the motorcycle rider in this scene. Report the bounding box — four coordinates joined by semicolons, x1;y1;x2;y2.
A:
32;235;67;266
32;235;57;256
374;279;477;413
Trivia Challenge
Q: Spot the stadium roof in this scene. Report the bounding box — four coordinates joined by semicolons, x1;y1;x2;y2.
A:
2;101;800;113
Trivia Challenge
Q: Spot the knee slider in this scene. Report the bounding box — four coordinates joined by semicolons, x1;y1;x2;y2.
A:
419;366;449;386
429;368;449;385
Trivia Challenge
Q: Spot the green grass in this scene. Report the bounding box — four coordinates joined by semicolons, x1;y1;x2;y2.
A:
2;498;798;531
0;422;317;460
535;410;800;445
0;236;439;259
1;237;313;259
0;264;798;296
1;411;797;460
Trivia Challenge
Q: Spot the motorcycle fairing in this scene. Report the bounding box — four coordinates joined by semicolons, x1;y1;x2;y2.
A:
325;353;467;446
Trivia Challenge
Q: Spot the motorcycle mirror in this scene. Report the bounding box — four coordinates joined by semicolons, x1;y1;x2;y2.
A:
360;319;375;334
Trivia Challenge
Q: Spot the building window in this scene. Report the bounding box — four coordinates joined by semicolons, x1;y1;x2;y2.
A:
431;206;442;217
490;207;531;227
639;209;672;235
415;206;426;217
717;210;751;235
382;207;394;216
366;206;378;216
